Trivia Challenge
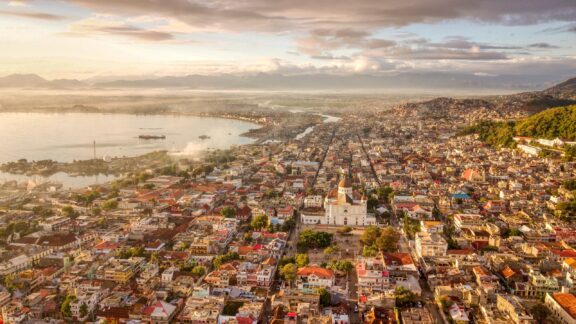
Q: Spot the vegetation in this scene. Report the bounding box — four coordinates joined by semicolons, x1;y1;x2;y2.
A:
461;120;516;147
297;229;333;251
191;265;206;277
394;286;417;307
279;263;298;282
60;294;76;318
317;288;331;307
362;245;378;257
462;105;576;149
515;105;576;140
222;301;244;316
295;253;309;267
250;214;268;230
61;205;78;219
213;252;240;268
403;215;421;239
328;260;354;273
361;225;400;253
220;206;236;218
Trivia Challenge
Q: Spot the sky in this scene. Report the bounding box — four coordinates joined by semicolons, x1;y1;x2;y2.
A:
0;0;575;81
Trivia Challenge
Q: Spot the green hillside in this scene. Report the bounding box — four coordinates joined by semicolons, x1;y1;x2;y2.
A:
461;106;576;159
515;105;576;140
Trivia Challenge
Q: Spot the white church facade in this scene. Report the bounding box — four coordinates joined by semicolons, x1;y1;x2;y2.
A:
301;176;376;226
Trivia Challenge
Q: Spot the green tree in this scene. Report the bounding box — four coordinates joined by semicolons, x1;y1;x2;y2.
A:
191;266;206;277
361;226;381;246
250;215;268;230
280;263;298;283
317;288;331;307
323;247;336;255
102;199;118;211
79;303;88;318
220;206;236;218
213;252;240;268
362;245;378;257
394;286;416;307
295;253;309;267
60;295;76;318
61;205;78;219
375;226;400;252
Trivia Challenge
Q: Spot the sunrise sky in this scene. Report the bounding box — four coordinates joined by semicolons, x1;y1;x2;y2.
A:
1;0;575;80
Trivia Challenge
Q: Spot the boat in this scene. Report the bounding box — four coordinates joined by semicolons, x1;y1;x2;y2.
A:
198;135;211;140
138;135;166;140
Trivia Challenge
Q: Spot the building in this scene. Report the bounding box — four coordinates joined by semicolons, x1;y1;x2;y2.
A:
297;266;335;293
415;232;447;258
322;176;375;226
495;294;534;324
545;293;576;324
356;255;389;292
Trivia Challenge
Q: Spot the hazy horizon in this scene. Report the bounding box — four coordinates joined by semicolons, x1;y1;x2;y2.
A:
0;0;575;90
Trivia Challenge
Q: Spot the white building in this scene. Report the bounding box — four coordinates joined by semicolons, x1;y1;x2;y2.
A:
415;232;447;258
325;176;375;226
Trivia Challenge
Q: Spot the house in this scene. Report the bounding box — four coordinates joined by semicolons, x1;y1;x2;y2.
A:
415;232;447;258
141;300;181;323
297;266;335;293
545;293;576;324
495;294;533;324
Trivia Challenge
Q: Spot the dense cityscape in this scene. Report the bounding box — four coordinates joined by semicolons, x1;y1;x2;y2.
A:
0;85;574;323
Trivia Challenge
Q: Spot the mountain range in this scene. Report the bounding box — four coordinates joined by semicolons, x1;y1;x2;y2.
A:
0;72;573;92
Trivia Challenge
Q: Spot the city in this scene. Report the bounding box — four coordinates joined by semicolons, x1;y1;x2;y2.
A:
0;0;576;323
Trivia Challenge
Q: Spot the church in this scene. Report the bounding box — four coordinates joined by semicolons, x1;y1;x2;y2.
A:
301;175;376;226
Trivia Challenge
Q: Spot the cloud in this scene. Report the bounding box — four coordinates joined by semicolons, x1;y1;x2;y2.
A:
0;9;66;20
63;0;576;33
66;17;174;41
528;42;560;49
296;28;395;56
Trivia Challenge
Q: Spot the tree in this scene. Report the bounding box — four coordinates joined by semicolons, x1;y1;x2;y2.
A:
317;288;331;307
250;214;268;230
213;252;240;268
362;245;378;257
79;303;88;318
281;218;296;232
221;206;236;218
62;205;78;219
394;286;416;307
375;226;400;252
329;260;354;274
297;229;333;251
376;186;394;203
191;266;206;277
102;199;118;211
530;303;551;324
280;263;298;283
60;295;76;318
361;226;381;246
295;253;309;267
323;247;336;255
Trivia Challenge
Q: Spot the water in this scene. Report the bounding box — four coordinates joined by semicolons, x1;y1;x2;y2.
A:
295;113;341;140
0;113;258;188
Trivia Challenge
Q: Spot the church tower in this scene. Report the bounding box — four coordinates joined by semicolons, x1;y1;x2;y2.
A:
337;174;353;204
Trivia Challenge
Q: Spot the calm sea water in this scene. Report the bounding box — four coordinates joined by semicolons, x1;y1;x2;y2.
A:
0;113;258;188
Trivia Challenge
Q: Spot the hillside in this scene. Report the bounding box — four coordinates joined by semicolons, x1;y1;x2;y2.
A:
462;105;576;148
515;105;576;140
